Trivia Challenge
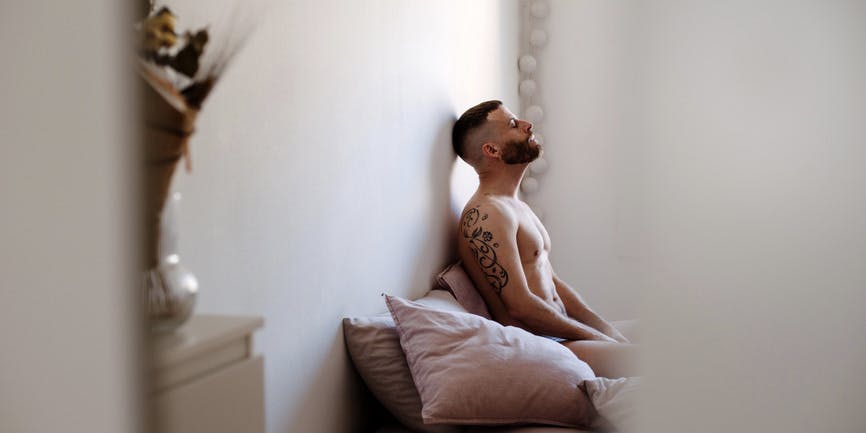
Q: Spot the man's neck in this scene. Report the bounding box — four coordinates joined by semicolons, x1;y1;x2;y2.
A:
477;163;528;198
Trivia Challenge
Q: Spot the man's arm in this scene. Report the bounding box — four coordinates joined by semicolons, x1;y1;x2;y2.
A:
460;204;615;342
553;274;629;343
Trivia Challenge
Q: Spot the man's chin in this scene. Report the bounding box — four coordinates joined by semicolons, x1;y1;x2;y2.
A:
501;138;542;165
526;141;543;162
504;150;541;165
533;143;543;158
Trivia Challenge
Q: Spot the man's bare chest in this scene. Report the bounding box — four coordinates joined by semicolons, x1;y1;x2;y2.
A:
515;212;551;262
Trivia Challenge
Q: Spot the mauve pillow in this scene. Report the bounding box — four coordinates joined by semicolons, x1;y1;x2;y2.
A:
436;261;492;319
385;295;598;428
343;290;466;433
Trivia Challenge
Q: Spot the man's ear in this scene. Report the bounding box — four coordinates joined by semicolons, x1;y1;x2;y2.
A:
481;142;500;159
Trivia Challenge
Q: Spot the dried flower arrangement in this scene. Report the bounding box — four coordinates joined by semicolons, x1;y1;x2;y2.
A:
137;2;246;269
137;1;253;329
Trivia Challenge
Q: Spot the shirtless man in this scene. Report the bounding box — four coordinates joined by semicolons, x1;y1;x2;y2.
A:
452;100;636;378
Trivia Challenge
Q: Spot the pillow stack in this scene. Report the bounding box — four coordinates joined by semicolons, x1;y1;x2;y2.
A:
343;272;600;430
384;295;598;428
342;290;463;433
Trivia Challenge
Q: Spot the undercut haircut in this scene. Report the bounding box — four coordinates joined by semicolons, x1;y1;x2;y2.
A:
452;100;502;160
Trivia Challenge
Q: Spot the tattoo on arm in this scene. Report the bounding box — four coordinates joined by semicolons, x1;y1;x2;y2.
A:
462;208;509;293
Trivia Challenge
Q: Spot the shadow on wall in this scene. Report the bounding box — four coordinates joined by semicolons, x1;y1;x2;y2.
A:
285;324;385;433
498;0;520;90
406;118;465;298
281;117;462;432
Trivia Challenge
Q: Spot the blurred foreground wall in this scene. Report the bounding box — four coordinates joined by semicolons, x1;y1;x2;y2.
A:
633;1;866;431
534;1;864;430
0;1;143;432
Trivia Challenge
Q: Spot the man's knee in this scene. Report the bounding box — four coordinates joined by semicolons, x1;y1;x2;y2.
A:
561;341;638;378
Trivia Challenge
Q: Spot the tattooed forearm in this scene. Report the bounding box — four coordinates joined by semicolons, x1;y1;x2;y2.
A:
462;208;509;292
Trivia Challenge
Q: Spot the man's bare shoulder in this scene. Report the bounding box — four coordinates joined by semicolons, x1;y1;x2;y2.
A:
460;195;519;229
458;196;519;296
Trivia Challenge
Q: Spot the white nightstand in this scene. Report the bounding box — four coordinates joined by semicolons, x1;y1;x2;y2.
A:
151;315;265;433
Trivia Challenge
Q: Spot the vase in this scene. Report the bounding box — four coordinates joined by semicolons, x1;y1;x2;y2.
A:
143;192;198;333
140;67;200;333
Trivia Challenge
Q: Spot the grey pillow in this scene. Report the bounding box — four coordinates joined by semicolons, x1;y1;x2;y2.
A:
343;290;465;433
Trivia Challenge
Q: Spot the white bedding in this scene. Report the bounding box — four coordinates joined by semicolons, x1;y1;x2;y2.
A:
580;377;640;432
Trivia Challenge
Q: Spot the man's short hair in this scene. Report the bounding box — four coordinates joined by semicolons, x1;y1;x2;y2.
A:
452;100;502;160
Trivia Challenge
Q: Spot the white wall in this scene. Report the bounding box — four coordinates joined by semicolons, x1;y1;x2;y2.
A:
531;1;641;321
167;1;519;431
0;1;143;432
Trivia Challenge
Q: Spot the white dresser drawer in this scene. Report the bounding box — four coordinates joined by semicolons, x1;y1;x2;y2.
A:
153;355;264;433
150;315;265;432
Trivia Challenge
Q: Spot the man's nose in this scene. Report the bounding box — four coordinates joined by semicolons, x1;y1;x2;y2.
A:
522;120;533;133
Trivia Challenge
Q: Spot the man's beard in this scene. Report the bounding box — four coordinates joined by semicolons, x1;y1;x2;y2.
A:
501;137;541;165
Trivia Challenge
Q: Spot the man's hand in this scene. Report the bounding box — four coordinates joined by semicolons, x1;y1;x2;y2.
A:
553;275;630;343
603;327;630;344
593;333;620;343
592;319;630;343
